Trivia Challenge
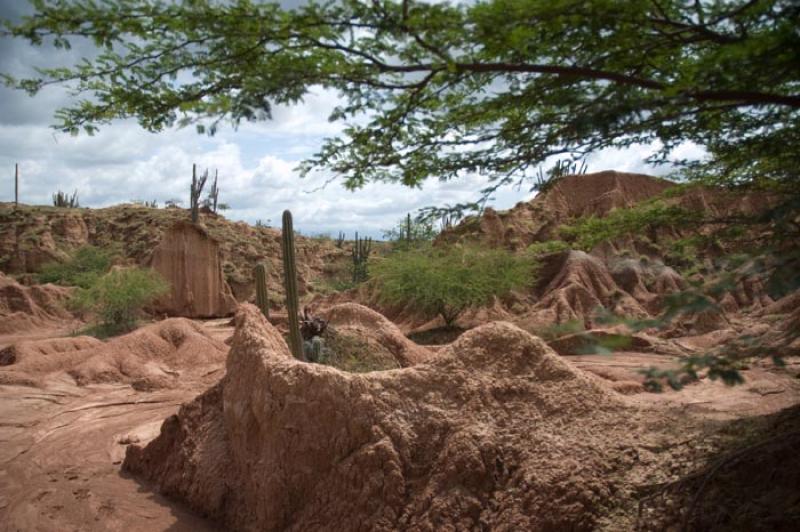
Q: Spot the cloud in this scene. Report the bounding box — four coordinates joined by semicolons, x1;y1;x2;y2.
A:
0;0;706;240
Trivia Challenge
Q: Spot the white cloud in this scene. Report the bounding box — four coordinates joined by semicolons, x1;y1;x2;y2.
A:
0;7;708;240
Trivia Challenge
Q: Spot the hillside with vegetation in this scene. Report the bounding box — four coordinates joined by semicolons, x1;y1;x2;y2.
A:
1;0;798;530
0;201;351;305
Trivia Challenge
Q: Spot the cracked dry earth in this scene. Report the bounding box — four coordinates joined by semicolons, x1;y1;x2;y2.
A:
1;318;799;531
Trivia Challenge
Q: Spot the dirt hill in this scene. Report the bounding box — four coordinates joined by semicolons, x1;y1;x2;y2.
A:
123;304;662;531
0;271;75;335
439;170;774;253
440;171;674;249
0;203;350;312
0;317;228;389
313;171;787;360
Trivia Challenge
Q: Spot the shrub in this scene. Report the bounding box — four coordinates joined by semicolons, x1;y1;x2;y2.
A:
70;267;169;335
381;214;437;250
37;245;116;288
372;245;533;327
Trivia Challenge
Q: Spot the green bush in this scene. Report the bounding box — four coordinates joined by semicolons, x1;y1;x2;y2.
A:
560;199;693;251
382;215;437;248
37;245;116;288
70;267;169;335
372;245;533;326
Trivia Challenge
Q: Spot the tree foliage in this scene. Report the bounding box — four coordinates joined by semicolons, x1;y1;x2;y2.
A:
37;244;116;288
381;214;437;249
371;245;532;326
2;0;798;201
70;267;169;334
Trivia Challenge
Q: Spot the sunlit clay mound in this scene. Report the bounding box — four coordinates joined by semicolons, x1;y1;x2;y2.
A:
0;318;228;389
322;302;432;367
124;304;634;530
519;250;649;330
0;272;74;334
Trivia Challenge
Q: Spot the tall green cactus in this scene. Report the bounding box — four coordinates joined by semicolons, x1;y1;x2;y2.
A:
352;231;372;283
254;262;269;319
281;210;303;360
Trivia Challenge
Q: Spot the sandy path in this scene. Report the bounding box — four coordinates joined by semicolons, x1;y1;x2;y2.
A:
0;380;221;531
570;351;800;419
0;319;234;532
1;318;798;531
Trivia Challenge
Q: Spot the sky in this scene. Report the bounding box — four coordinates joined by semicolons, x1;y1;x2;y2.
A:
0;0;700;239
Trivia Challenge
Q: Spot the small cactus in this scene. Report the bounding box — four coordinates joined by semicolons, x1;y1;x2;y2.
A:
282;210;304;360
254;262;269;319
303;336;328;363
335;231;346;248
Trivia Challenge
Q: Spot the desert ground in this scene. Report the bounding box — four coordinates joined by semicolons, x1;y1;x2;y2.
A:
1;172;798;531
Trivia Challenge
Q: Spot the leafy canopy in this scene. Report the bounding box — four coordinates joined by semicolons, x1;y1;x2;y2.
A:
37;244;116;288
2;0;799;201
381;214;438;248
70;267;169;334
371;245;532;326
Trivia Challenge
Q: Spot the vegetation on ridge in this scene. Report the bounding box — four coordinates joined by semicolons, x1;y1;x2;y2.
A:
70;267;168;336
37;245;116;288
372;245;532;327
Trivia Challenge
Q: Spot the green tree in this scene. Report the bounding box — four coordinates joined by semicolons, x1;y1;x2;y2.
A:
70;267;169;335
2;0;797;201
381;214;437;249
371;245;532;327
4;0;797;375
37;245;116;288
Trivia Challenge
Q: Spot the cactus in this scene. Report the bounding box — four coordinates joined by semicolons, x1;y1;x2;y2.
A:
206;169;219;213
351;231;372;283
52;189;79;208
254;262;269;319
405;213;412;242
14;163;19;208
282;210;304;360
190;163;208;223
335;231;346;248
303;336;328;363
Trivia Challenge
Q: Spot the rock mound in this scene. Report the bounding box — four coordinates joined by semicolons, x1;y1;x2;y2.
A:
441;171;673;249
1;203;348;308
0;272;74;334
147;221;238;318
539;170;673;219
124;304;635;531
0;318;228;388
518;250;649;331
322;303;432;367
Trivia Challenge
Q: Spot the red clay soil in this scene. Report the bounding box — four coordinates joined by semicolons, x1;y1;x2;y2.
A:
0;373;221;531
440;171;674;249
123;304;677;530
148;221;238;318
0;306;798;531
322;302;433;366
0;272;76;335
0;318;228;389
